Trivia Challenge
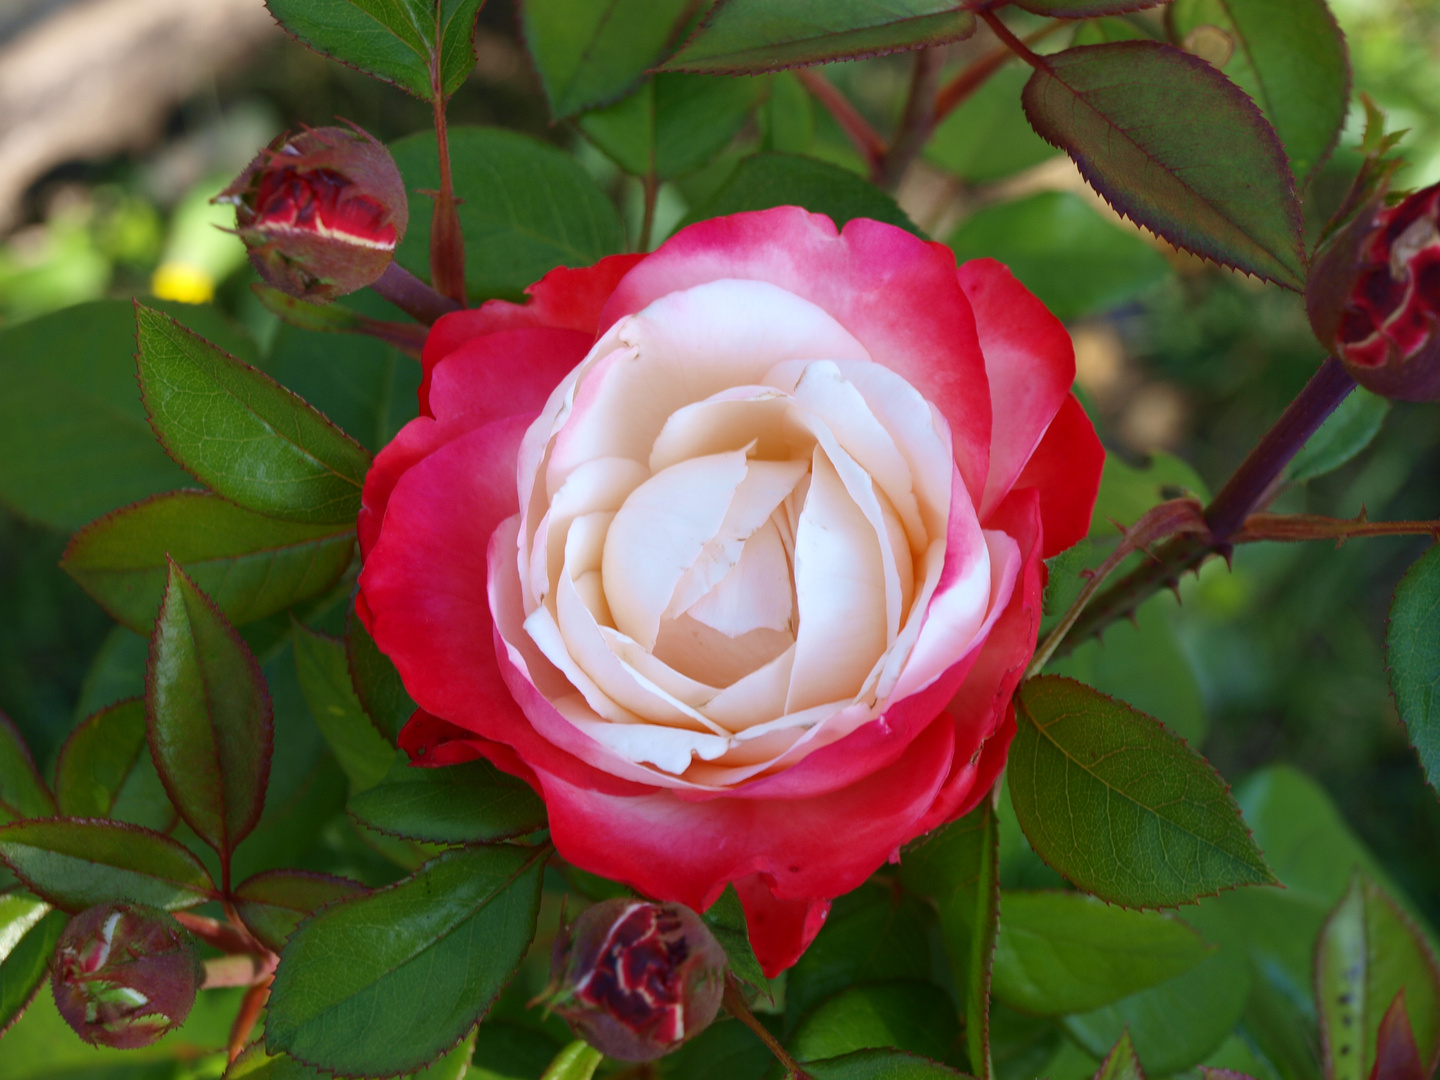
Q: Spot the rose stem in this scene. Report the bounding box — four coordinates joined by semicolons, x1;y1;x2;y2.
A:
226;975;273;1063
428;20;467;306
639;172;659;254
370;261;463;325
933;21;1067;125
794;69;887;173
980;9;1047;70
875;48;944;191
1054;357;1357;658
723;975;812;1080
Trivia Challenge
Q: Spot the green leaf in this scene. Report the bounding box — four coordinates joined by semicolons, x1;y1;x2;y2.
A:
1387;545;1440;798
266;0;488;100
1092;1031;1144;1080
802;1049;973;1080
62;491;355;635
232;869;368;953
228;1030;475;1078
292;624;394;794
991;891;1210;1016
1166;0;1350;184
265;844;546;1076
1090;452;1210;540
1062;933;1251;1075
263;319;421;454
346;609;417;743
786;882;936;1029
0;818;216;910
899;798;1000;1078
1316;875;1440;1080
392;127;627;304
540;1041;604;1080
148;560;273;860
0;897;66;1037
663;0;976;75
655;1018;774;1080
134;303;370;526
521;0;696;118
700;884;769;994
53;699;175;833
0;300;248;531
579;73;768;181
470;1022;568;1080
1049;595;1207;744
0;713;54;824
790;981;961;1065
1010;677;1276;907
947;192;1172;322
1287;386;1388;484
1021;41;1304;289
926;64;1057;184
348;753;547;844
676;152;919;236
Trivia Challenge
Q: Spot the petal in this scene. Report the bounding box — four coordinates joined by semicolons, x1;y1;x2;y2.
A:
601;208;992;503
419;252;644;415
732;878;830;979
957;258;1077;522
534;714;957;973
427;327;593;425
1005;393;1104;558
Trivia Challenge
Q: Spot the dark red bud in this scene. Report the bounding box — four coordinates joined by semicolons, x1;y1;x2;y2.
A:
51;902;203;1049
216;124;408;303
543;899;728;1062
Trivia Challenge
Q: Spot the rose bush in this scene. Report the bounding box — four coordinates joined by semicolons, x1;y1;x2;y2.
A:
356;207;1103;975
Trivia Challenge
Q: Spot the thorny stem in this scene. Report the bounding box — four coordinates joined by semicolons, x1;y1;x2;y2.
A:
429;21;467;306
794;68;887;171
875;48;945;191
1052;358;1357;658
370;261;463;325
724;975;810;1079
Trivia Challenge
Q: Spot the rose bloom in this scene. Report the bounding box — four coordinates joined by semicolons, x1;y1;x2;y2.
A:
357;208;1103;975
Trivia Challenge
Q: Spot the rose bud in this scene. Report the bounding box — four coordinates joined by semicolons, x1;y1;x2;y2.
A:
542;899;727;1061
216;124;408;302
51;902;203;1049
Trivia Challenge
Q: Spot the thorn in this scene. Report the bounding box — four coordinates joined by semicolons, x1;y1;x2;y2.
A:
1167;581;1184;604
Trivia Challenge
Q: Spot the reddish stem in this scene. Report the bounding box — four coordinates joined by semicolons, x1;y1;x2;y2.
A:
794;68;887;170
875;48;945;191
934;22;1066;124
370;261;463;325
173;912;254;955
979;9;1046;69
1232;511;1440;545
227;975;273;1064
428;23;466;306
723;975;810;1079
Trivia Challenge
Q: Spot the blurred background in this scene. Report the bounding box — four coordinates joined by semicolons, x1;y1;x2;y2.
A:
1;0;1439;958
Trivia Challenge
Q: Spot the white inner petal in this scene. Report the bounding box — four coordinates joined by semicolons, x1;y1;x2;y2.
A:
685;517;794;638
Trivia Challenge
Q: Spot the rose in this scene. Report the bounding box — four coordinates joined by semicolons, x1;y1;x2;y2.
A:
357;207;1103;975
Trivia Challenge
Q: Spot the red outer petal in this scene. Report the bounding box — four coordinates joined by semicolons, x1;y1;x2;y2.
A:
598;208;992;503
956;258;1077;522
732;877;830;978
359;413;488;559
419;254;645;415
397;709;540;785
534;715;956;975
1006;393;1104;558
427;327;594;424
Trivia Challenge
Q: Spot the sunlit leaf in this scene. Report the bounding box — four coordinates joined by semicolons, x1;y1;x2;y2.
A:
0;896;67;1037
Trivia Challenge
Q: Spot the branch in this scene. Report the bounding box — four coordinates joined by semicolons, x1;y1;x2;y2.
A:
1232;510;1440;546
369;261;463;325
934;22;1067;124
428;12;466;305
723;975;810;1079
875;47;945;191
794;68;886;171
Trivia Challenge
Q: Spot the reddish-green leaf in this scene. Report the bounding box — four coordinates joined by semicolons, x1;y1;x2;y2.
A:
135;304;371;526
1093;1031;1145;1080
522;0;696;118
1167;0;1350;184
147;560;273;862
1316;875;1440;1080
0;818;216;910
266;0;489;101
1021;41;1305;289
346;609;416;743
899;794;1000;1079
1371;994;1427;1080
62;491;355;634
0;712;54;824
233;870;368;953
54;699;176;833
1010;677;1276;908
663;0;976;74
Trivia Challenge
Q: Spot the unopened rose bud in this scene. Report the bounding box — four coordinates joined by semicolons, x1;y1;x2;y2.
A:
217;124;408;302
51;902;202;1049
542;899;727;1062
